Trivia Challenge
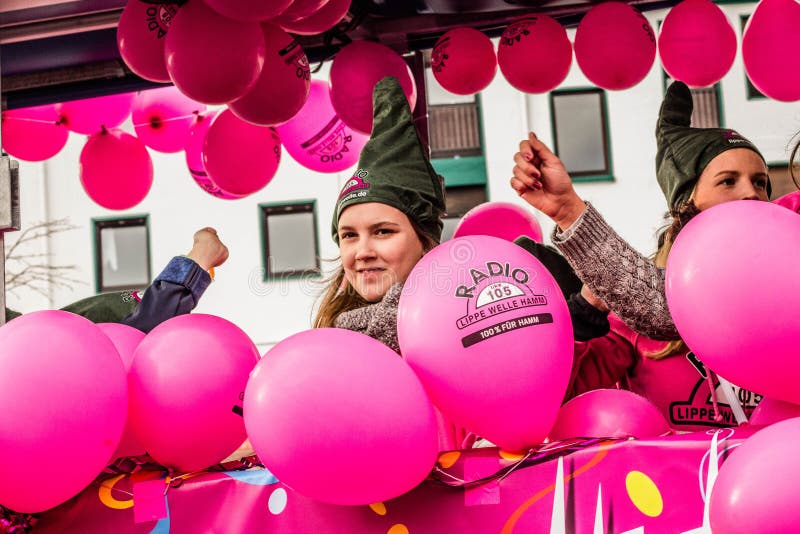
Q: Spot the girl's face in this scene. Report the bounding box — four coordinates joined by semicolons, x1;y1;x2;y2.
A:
338;202;426;303
692;148;770;211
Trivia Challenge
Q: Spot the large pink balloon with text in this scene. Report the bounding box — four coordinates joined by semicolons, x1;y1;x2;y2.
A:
80;128;153;210
244;328;438;506
1;105;68;162
397;235;573;451
742;0;800;102
432;27;496;95
574;2;656;90
276;79;368;173
453;202;543;243
549;389;670;440
229;23;311;127
202;109;282;196
497;16;571;94
666;201;800;405
0;311;127;513
329;41;417;134
164;0;266;104
658;0;736;88
129;314;260;473
710;419;800;533
117;0;181;82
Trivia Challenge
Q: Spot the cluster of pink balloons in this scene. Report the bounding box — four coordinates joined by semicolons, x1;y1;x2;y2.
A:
117;0;352;129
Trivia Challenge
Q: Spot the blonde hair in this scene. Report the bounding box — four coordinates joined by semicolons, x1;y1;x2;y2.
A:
647;199;701;360
312;224;438;329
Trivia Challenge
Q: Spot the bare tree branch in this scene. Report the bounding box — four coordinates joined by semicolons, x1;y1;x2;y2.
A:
4;218;85;297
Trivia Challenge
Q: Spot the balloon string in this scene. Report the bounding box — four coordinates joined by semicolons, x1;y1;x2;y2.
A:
132;112;206;128
1;116;61;125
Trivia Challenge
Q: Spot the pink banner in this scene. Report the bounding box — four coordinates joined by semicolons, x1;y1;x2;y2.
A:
34;427;755;533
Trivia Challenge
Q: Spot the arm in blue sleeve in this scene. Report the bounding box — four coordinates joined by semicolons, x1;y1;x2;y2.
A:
122;256;212;333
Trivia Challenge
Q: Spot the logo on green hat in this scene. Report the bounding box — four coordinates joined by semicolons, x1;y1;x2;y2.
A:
337;170;370;202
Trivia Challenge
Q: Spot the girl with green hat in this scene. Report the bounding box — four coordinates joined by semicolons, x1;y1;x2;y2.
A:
313;76;446;354
511;80;770;341
511;81;774;430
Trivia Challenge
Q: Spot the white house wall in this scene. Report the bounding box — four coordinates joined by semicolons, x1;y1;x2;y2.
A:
5;3;799;351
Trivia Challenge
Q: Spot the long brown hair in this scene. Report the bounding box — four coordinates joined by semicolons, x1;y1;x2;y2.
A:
312;223;439;328
790;132;800;190
647;200;701;359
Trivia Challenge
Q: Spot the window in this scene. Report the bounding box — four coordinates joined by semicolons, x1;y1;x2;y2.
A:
441;185;488;241
93;215;151;292
260;201;320;279
550;88;613;181
740;14;766;100
664;74;723;128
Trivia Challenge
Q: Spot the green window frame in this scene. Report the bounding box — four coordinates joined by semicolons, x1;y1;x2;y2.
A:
259;200;321;280
92;214;151;293
549;87;614;182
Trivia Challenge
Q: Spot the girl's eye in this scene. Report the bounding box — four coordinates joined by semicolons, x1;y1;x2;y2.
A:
376;228;394;235
719;178;735;186
756;179;768;189
340;232;356;239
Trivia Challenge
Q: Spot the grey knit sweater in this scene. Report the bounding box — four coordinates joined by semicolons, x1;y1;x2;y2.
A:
551;203;680;341
334;283;403;353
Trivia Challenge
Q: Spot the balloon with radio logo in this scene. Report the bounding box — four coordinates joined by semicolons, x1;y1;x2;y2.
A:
431;27;496;95
497;16;571;94
276;79;368;173
397;235;573;451
117;0;181;82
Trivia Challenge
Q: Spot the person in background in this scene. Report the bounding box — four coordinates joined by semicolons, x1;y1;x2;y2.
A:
513;81;773;429
4;227;229;333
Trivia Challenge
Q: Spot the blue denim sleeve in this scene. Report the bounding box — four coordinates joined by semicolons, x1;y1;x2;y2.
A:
122;256;212;333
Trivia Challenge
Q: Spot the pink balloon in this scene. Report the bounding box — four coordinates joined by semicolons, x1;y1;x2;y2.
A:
749;397;800;426
132;86;206;153
1;105;68;161
129;314;259;473
658;0;736;88
497;16;572;94
281;0;330;21
202;109;282;196
0;311;127;513
397;235;574;451
117;0;181;82
742;0;800;102
185;112;244;199
666;201;800;404
574;2;656;90
278;0;351;36
97;323;147;460
549;389;670;440
773;190;800;214
80;128;153;210
244;328;438;505
164;1;266;104
710;419;800;533
452;202;543;243
58;92;134;135
330;41;417;134
431;27;496;95
275;79;368;173
202;0;293;21
228;23;311;126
